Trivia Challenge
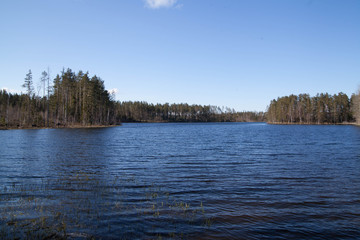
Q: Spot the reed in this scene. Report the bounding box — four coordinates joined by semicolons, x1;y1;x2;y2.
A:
0;172;212;239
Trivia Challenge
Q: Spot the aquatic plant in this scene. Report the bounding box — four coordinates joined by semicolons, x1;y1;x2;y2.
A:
0;171;211;239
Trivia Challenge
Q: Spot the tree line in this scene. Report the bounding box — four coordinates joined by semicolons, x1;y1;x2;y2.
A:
115;101;265;123
0;69;115;128
2;69;359;127
0;69;264;128
266;92;360;124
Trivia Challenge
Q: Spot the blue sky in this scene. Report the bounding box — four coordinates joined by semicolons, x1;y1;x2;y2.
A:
1;0;359;111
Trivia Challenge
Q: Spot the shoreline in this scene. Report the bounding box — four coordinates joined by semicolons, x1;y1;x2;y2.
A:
267;122;359;126
120;121;264;123
0;121;263;130
1;121;359;130
0;124;119;130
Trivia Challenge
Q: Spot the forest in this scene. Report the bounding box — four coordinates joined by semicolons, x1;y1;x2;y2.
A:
0;69;264;128
267;92;360;124
115;101;265;123
1;69;359;128
0;69;115;128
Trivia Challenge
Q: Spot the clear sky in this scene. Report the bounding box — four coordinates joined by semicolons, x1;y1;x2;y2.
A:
1;0;359;111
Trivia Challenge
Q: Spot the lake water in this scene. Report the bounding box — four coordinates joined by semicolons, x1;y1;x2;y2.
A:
1;123;360;239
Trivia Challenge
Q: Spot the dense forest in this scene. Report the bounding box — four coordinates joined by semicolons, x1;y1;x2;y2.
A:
267;92;360;124
0;69;115;128
0;69;264;128
115;101;265;123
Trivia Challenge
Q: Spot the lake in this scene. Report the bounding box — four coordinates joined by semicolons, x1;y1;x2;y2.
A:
1;123;360;239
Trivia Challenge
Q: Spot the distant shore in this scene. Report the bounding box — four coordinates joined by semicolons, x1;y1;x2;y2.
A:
267;122;359;126
1;121;359;130
0;124;119;130
0;121;263;130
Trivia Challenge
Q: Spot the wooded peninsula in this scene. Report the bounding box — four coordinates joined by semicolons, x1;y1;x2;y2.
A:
0;69;359;128
267;92;360;125
0;69;265;128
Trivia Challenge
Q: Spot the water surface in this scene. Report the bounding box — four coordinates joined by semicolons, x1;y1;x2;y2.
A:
1;123;360;239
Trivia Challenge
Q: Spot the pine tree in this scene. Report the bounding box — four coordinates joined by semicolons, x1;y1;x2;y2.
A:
40;71;48;126
22;70;34;125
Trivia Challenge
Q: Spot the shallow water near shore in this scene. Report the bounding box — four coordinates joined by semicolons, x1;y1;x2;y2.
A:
1;123;360;239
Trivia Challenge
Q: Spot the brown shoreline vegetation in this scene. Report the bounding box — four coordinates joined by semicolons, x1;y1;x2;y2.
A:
0;120;264;130
2;121;358;130
0;124;119;130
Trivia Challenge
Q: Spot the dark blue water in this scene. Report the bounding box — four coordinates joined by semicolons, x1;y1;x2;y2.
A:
1;123;360;239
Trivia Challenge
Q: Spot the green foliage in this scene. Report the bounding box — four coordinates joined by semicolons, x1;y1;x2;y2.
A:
267;92;356;124
0;116;5;126
22;69;34;97
50;69;114;126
